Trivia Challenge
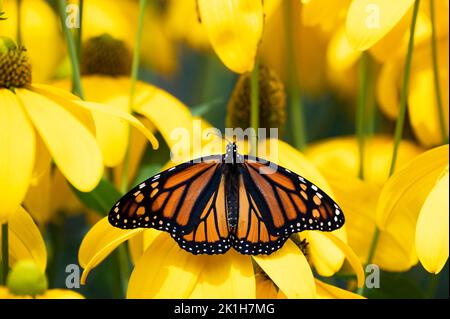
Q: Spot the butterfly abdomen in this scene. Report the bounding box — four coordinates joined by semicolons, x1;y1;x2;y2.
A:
224;163;240;231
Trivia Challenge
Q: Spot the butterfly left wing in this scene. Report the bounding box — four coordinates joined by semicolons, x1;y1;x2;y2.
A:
237;156;344;244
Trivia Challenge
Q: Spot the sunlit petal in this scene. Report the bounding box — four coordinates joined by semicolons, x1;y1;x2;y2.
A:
0;89;35;223
415;167;449;274
127;232;204;298
197;0;264;73
346;0;414;51
315;279;365;299
1;206;47;272
253;240;316;298
78;217;144;284
17;89;103;192
190;251;255;298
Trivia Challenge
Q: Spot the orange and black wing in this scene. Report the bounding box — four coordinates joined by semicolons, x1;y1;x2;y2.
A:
235;156;344;253
231;174;290;255
108;155;230;254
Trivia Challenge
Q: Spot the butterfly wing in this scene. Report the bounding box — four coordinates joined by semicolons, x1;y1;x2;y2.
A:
234;156;344;254
108;155;230;255
231;173;290;255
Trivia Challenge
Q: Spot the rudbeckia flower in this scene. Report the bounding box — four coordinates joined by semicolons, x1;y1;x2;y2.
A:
305;135;425;271
0;37;158;222
78;138;364;298
56;34;199;172
0;0;64;82
70;0;176;76
377;144;449;274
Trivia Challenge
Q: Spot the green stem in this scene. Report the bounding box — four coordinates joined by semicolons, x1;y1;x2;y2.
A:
16;0;22;45
359;0;421;297
76;0;83;62
429;0;448;144
1;223;9;284
356;52;368;180
250;59;260;155
120;0;147;194
284;0;306;150
57;0;84;98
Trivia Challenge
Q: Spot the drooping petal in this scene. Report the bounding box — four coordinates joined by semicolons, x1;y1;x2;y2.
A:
132;81;194;150
376;58;402;120
346;0;414;51
408;39;449;147
327;26;361;72
78;217;144;284
190;251;255;298
16;89;103;192
0;89;35;223
127;232;205;298
1;206;47;272
376;144;449;229
197;0;264;73
253;240;316;298
81;76;131;167
415;167;449;274
315;280;365;299
304;228;347;277
320;232;365;288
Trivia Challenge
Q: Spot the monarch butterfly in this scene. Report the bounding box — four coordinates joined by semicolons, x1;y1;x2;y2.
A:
109;142;344;255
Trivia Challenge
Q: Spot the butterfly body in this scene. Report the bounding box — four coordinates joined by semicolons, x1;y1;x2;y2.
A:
109;142;344;255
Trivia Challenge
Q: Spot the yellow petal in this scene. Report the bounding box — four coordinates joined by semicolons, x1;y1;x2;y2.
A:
327;26;361;72
127;232;205;298
315;279;365;299
16;89;103;192
190;251;255;298
415;167;449;274
320;232;365;288
128;229;160;265
259;139;334;196
304;228;347;277
253;240;316;298
37;289;85;299
346;0;414;51
255;274;278;298
23;159;52;225
305;135;423;186
302;0;351;29
376;144;449;229
132;81;194;150
0;89;35;223
81;76;131;167
78;217;144;284
408;39;449;147
1;206;47;272
376;59;402;120
197;0;264;73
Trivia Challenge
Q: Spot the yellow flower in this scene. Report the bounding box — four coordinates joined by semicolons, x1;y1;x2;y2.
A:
0;206;46;271
377;145;449;274
73;0;176;76
0;38;157;222
0;0;64;82
78;139;364;298
305;135;426;271
197;0;265;73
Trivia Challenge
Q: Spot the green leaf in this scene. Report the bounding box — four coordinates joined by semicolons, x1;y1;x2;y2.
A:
72;178;122;216
191;97;224;117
